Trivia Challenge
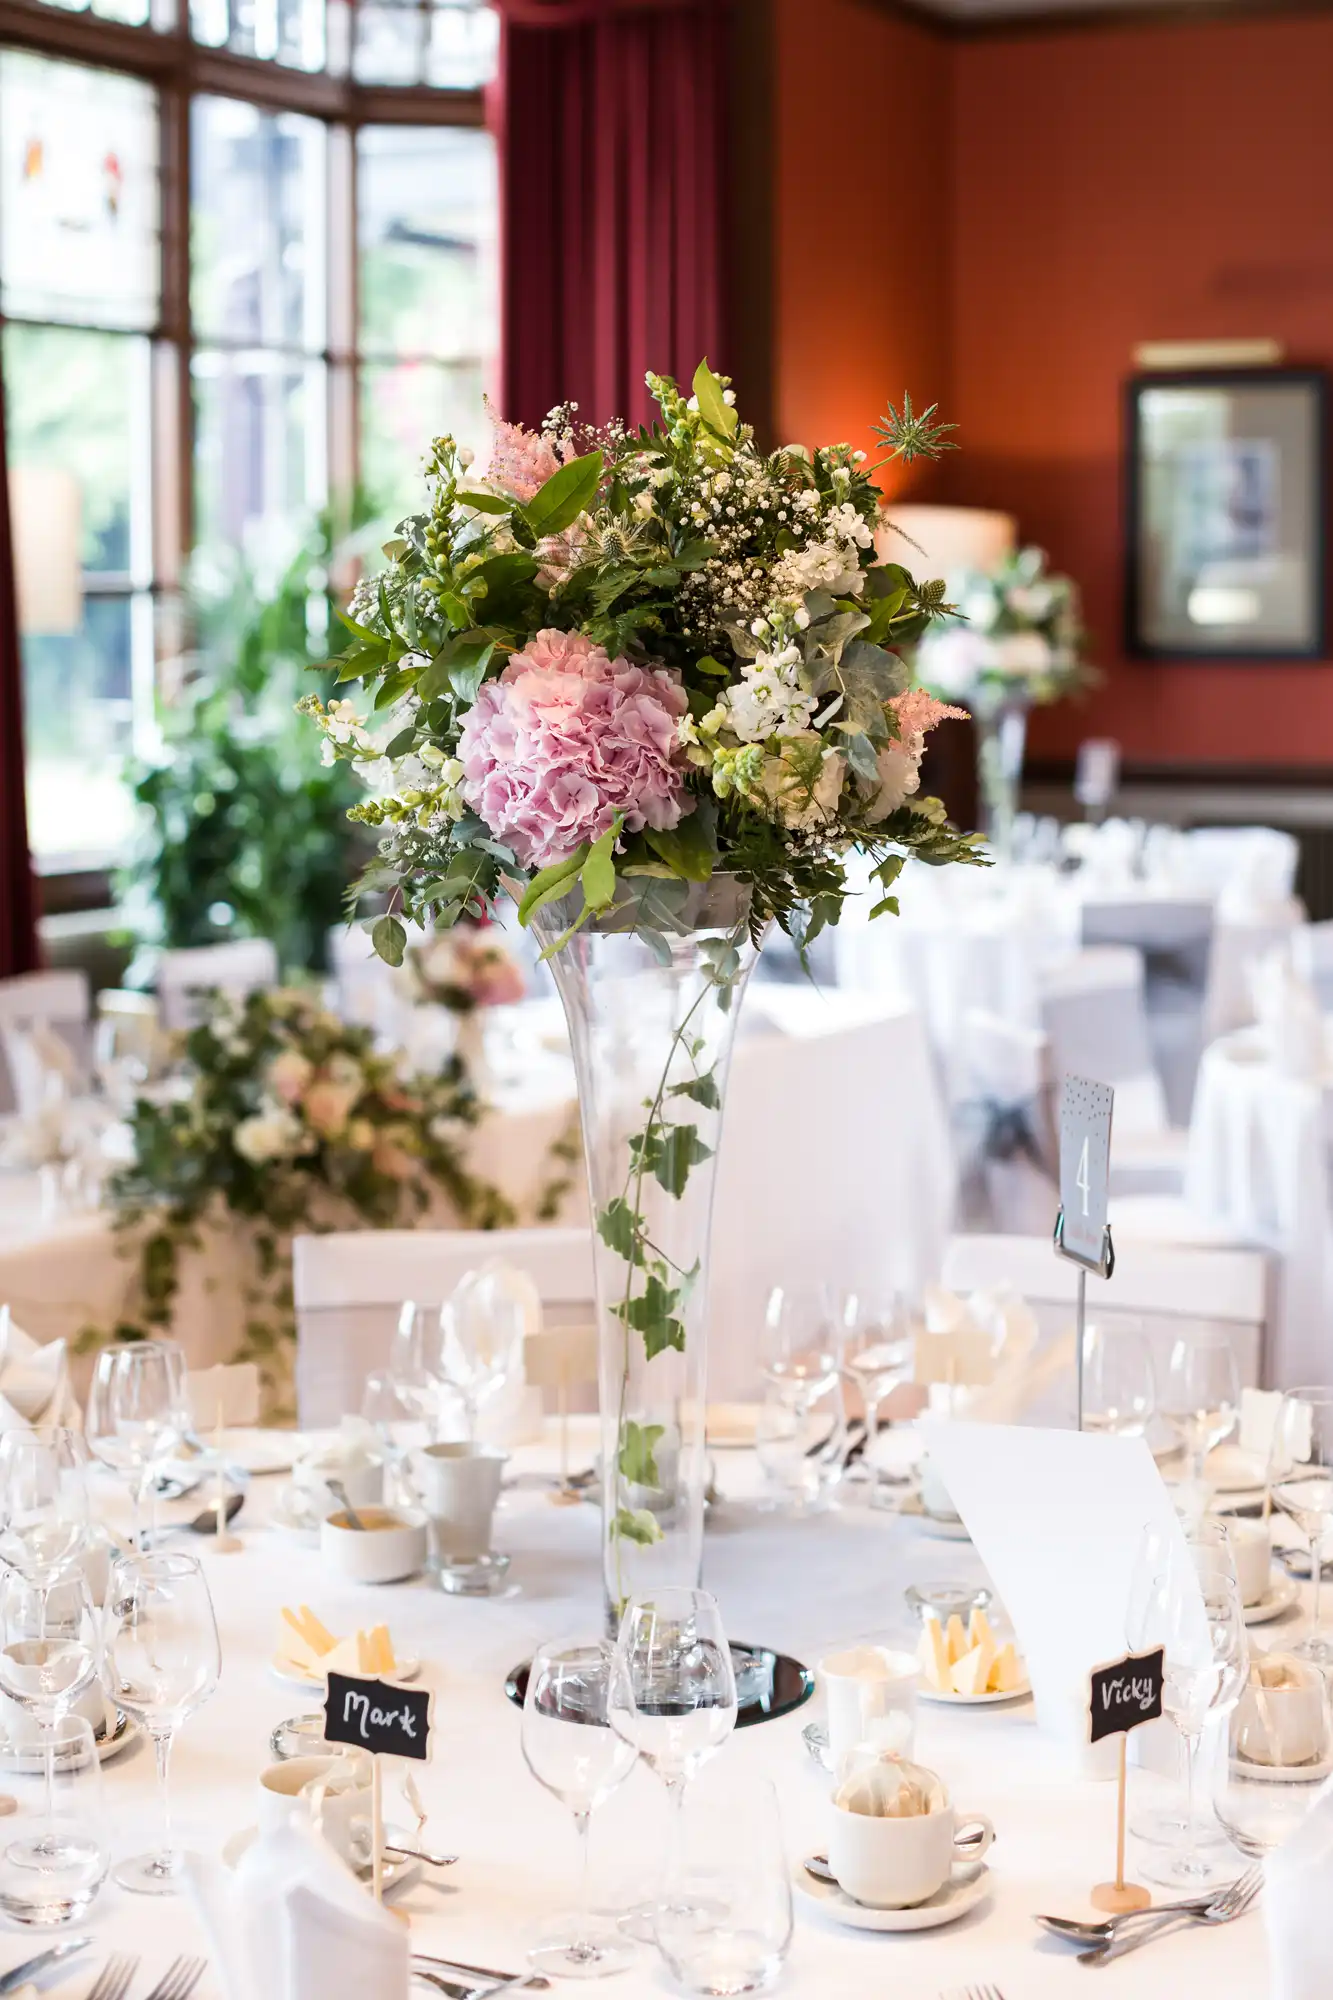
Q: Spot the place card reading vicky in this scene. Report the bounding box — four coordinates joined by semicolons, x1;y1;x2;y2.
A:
921;1421;1196;1777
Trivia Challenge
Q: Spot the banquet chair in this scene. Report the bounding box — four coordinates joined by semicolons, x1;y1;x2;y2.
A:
1038;946;1187;1196
157;938;280;1032
941;1231;1270;1410
951;1009;1057;1234
326;921;413;1038
188;1362;261;1430
291;1226;596;1428
1080;901;1213;1127
0;970;90;1113
1293;921;1333;1013
708;1006;954;1399
1182;826;1300;904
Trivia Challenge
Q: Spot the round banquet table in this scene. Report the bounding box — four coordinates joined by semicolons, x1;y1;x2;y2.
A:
8;1426;1279;2000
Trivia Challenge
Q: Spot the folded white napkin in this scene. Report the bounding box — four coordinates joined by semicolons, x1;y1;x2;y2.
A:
188;1819;409;2000
0;1313;74;1432
1265;1770;1333;1998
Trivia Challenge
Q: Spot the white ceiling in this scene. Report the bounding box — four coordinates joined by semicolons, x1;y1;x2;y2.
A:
912;0;1258;16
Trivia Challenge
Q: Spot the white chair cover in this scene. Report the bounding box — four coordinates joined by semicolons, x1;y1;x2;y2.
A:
0;971;90;1113
1293;921;1333;1016
951;1009;1057;1235
1080;900;1213;1127
157;939;279;1031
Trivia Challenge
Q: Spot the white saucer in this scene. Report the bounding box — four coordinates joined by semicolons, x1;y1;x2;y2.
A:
222;1825;421;1895
793;1860;990;1932
898;1493;972;1541
1243;1575;1301;1625
0;1703;138;1772
918;1678;1031;1707
270;1654;423;1693
220;1428;298;1476
1206;1446;1268;1493
1230;1748;1333;1785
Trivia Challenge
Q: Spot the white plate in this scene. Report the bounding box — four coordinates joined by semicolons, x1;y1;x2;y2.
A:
220;1428;298;1476
222;1825;421;1895
918;1677;1031;1707
704;1403;760;1450
1207;1446;1268;1493
270;1654;422;1693
793;1860;991;1932
0;1703;138;1772
1243;1575;1301;1626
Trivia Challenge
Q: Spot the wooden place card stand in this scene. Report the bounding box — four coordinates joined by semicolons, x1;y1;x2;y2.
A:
1087;1646;1164;1914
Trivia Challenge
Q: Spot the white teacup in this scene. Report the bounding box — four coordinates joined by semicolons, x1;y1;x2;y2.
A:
412;1442;508;1562
1230;1518;1273;1608
288;1451;383;1528
256;1755;373;1865
1234;1656;1329;1769
828;1779;993;1909
819;1645;919;1772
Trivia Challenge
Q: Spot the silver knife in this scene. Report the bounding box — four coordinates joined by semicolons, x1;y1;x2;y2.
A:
412;1957;548;1993
0;1936;94;1995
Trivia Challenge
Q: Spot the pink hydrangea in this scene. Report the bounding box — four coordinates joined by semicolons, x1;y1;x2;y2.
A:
458;629;692;869
890;688;969;738
482;412;559;504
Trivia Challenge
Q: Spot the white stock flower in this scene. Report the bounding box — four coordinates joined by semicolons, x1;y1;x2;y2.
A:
825;501;873;550
772;540;863;599
720;643;817;741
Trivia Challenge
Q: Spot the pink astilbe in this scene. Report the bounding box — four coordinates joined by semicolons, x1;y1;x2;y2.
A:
458;629;692;870
482;407;560;504
889;688;969;738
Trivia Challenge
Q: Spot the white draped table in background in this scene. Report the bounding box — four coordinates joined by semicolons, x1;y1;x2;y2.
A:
15;1426;1277;2000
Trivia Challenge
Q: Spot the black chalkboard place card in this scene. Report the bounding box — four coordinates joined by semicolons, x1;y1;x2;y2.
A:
324;1671;432;1761
1087;1646;1164;1914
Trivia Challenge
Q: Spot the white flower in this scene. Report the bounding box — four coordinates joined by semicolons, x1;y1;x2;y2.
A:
960;588;1000;632
234;1102;304;1165
862;732;925;822
991;632;1052;676
756;737;846;830
720;643;817;741
918;626;996;697
772;540;862;599
825;501;873;550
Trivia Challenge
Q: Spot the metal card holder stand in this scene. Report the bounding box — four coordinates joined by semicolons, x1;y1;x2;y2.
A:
1053;1209;1115;1434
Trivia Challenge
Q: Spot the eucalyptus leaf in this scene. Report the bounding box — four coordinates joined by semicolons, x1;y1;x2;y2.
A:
371;915;406;967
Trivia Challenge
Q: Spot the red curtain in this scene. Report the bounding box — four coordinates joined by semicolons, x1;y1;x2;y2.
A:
494;0;729;432
0;366;38;979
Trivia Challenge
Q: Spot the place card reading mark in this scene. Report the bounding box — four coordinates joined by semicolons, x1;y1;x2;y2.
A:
324;1670;432;1762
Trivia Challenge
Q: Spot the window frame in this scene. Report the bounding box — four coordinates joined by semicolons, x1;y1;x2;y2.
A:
0;0;491;888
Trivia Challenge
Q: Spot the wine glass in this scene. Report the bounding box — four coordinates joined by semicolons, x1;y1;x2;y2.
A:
1268;1387;1333;1665
521;1636;639;1978
761;1286;841;1400
1128;1563;1248;1888
361;1368;422;1506
0;1714;109;1927
1162;1331;1239;1484
655;1773;792;1996
1217;1656;1333;1856
0;1566;100;1869
1082;1315;1155;1437
840;1291;914;1505
85;1342;190;1549
0;1428;90;1582
390;1303;455;1439
613;1588;738;1942
102;1551;221;1894
440;1270;526;1439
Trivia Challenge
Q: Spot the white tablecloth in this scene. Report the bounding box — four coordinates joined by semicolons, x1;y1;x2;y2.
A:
17;1427;1279;2000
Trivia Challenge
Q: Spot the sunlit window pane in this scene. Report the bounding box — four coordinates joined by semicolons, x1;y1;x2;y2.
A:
357;125;498;366
193;349;328;585
361;359;488;519
192;99;326;352
21;593;153;865
94;0;153;25
0;53;159;332
189;0;325;66
354;0;423;84
426;3;498;88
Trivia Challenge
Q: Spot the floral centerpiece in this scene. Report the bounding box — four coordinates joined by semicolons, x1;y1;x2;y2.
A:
303;361;985;1621
913;545;1091;855
98;988;517;1404
407;926;527;1015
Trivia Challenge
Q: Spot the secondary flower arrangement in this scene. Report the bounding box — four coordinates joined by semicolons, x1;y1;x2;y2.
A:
303;361;986;1617
301;360;982;963
407;925;527;1014
914;544;1089;714
99;988;516;1400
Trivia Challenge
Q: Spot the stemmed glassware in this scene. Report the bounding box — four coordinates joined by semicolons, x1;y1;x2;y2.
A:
0;1714;108;1926
390;1304;455;1440
85;1341;190;1550
521;1636;639;1979
1082;1316;1156;1437
1127;1545;1248;1889
761;1286;842;1400
102;1551;221;1894
0;1566;101;1870
1268;1387;1333;1665
840;1291;914;1506
1162;1330;1240;1484
440;1270;527;1440
613;1587;738;1942
0;1428;91;1582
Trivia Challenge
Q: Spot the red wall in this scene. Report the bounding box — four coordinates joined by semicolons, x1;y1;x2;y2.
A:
775;3;1333;768
772;0;951;502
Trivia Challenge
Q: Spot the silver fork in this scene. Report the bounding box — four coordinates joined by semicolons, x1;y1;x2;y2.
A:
1077;1866;1262;1966
143;1957;208;2000
87;1960;139;2000
958;1987;1008;1999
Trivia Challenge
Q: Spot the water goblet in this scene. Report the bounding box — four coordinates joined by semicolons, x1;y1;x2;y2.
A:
655;1774;792;1996
521;1636;639;1978
440;1269;526;1440
0;1427;90;1582
85;1341;190;1550
0;1714;108;1927
102;1551;221;1894
761;1286;841;1400
1268;1387;1333;1666
390;1303;455;1440
840;1290;914;1505
1162;1330;1239;1484
0;1566;100;1868
1082;1314;1155;1437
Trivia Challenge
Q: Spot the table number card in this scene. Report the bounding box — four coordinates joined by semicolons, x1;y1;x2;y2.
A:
1056;1076;1115;1273
1087;1646;1164;1913
324;1672;432;1761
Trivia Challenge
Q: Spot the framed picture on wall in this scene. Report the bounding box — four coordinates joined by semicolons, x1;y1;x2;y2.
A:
1125;367;1327;659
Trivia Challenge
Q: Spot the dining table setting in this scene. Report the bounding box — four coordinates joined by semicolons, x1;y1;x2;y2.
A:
0;1288;1322;2000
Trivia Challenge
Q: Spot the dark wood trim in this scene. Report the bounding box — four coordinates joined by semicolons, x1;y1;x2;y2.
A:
860;0;1333;41
725;0;775;451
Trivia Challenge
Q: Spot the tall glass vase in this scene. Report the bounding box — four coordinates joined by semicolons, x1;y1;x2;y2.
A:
974;696;1030;863
532;876;762;1630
